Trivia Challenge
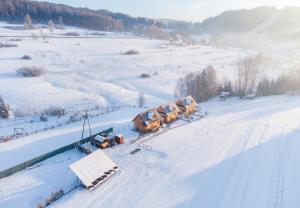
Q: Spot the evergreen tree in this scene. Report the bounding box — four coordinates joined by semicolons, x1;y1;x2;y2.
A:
0;97;10;119
24;14;33;29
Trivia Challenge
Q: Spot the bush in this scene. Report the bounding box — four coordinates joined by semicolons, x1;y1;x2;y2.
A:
89;32;106;36
140;73;150;78
65;32;80;36
10;38;22;42
44;106;65;117
0;42;17;48
22;55;32;60
124;50;139;55
17;67;45;77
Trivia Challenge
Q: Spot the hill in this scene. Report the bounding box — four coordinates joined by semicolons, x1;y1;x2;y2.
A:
0;0;161;33
197;6;300;36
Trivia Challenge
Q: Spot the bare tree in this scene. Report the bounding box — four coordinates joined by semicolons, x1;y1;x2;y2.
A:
24;14;33;29
175;66;218;102
58;16;64;28
137;92;146;108
236;54;264;97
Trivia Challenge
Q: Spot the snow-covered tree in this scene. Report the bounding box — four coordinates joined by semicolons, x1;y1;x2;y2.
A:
175;66;218;102
24;14;33;29
48;20;55;34
0;97;10;119
58;16;64;28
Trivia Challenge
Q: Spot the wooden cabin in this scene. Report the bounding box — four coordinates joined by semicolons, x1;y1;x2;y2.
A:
157;103;180;124
133;109;162;133
176;96;197;116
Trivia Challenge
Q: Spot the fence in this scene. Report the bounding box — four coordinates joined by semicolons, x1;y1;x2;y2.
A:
0;104;142;140
0;127;113;180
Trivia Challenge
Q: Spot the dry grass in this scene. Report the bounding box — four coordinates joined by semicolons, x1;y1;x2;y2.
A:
0;42;18;48
124;50;139;55
17;67;45;77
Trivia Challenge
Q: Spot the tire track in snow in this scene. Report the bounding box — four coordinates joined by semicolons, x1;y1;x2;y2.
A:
221;123;270;208
272;128;293;208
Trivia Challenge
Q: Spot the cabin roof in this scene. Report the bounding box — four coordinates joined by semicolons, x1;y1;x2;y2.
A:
178;96;195;106
132;108;159;122
159;102;178;114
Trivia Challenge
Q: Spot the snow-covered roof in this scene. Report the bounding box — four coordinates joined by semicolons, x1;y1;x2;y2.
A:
94;135;106;143
183;97;193;106
70;149;118;191
220;91;230;96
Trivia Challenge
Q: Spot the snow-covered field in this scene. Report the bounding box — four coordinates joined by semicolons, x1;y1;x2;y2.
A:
1;21;300;208
1;96;300;208
0;22;244;117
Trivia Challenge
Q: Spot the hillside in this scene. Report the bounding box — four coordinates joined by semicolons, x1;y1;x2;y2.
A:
0;0;160;32
198;6;300;36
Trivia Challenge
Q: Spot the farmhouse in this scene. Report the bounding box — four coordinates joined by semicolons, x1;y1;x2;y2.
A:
70;149;118;191
157;103;180;124
176;96;197;116
133;109;162;133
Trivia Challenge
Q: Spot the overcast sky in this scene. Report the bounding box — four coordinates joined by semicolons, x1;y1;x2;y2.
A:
37;0;300;21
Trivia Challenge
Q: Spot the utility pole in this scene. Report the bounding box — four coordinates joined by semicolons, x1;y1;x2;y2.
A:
81;110;92;140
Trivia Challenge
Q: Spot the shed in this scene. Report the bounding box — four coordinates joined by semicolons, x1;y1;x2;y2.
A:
157;103;180;124
176;96;197;116
132;109;162;133
219;91;231;101
70;149;118;191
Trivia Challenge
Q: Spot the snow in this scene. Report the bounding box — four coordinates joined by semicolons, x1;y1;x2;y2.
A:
1;21;300;208
0;21;244;118
1;96;300;207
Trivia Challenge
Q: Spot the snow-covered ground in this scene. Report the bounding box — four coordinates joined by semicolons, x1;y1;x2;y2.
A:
1;96;300;208
1;21;300;208
0;21;244;118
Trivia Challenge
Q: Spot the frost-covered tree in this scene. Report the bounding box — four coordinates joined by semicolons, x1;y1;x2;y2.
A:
137;92;146;108
48;20;55;34
236;54;264;97
175;66;218;102
58;16;64;28
0;97;10;119
24;14;33;29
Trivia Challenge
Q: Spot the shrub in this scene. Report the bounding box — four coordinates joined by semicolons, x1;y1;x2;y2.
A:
22;55;32;60
17;67;45;77
0;42;18;48
124;50;139;55
89;32;106;36
140;73;150;78
65;32;80;36
10;39;22;42
44;106;65;117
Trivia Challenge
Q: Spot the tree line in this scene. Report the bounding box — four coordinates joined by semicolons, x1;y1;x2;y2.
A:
0;0;166;37
175;54;300;103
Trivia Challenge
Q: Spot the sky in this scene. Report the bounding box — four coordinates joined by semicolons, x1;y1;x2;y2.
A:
37;0;300;21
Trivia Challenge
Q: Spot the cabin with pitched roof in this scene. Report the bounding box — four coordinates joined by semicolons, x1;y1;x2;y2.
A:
176;95;197;116
133;109;162;133
157;102;180;124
